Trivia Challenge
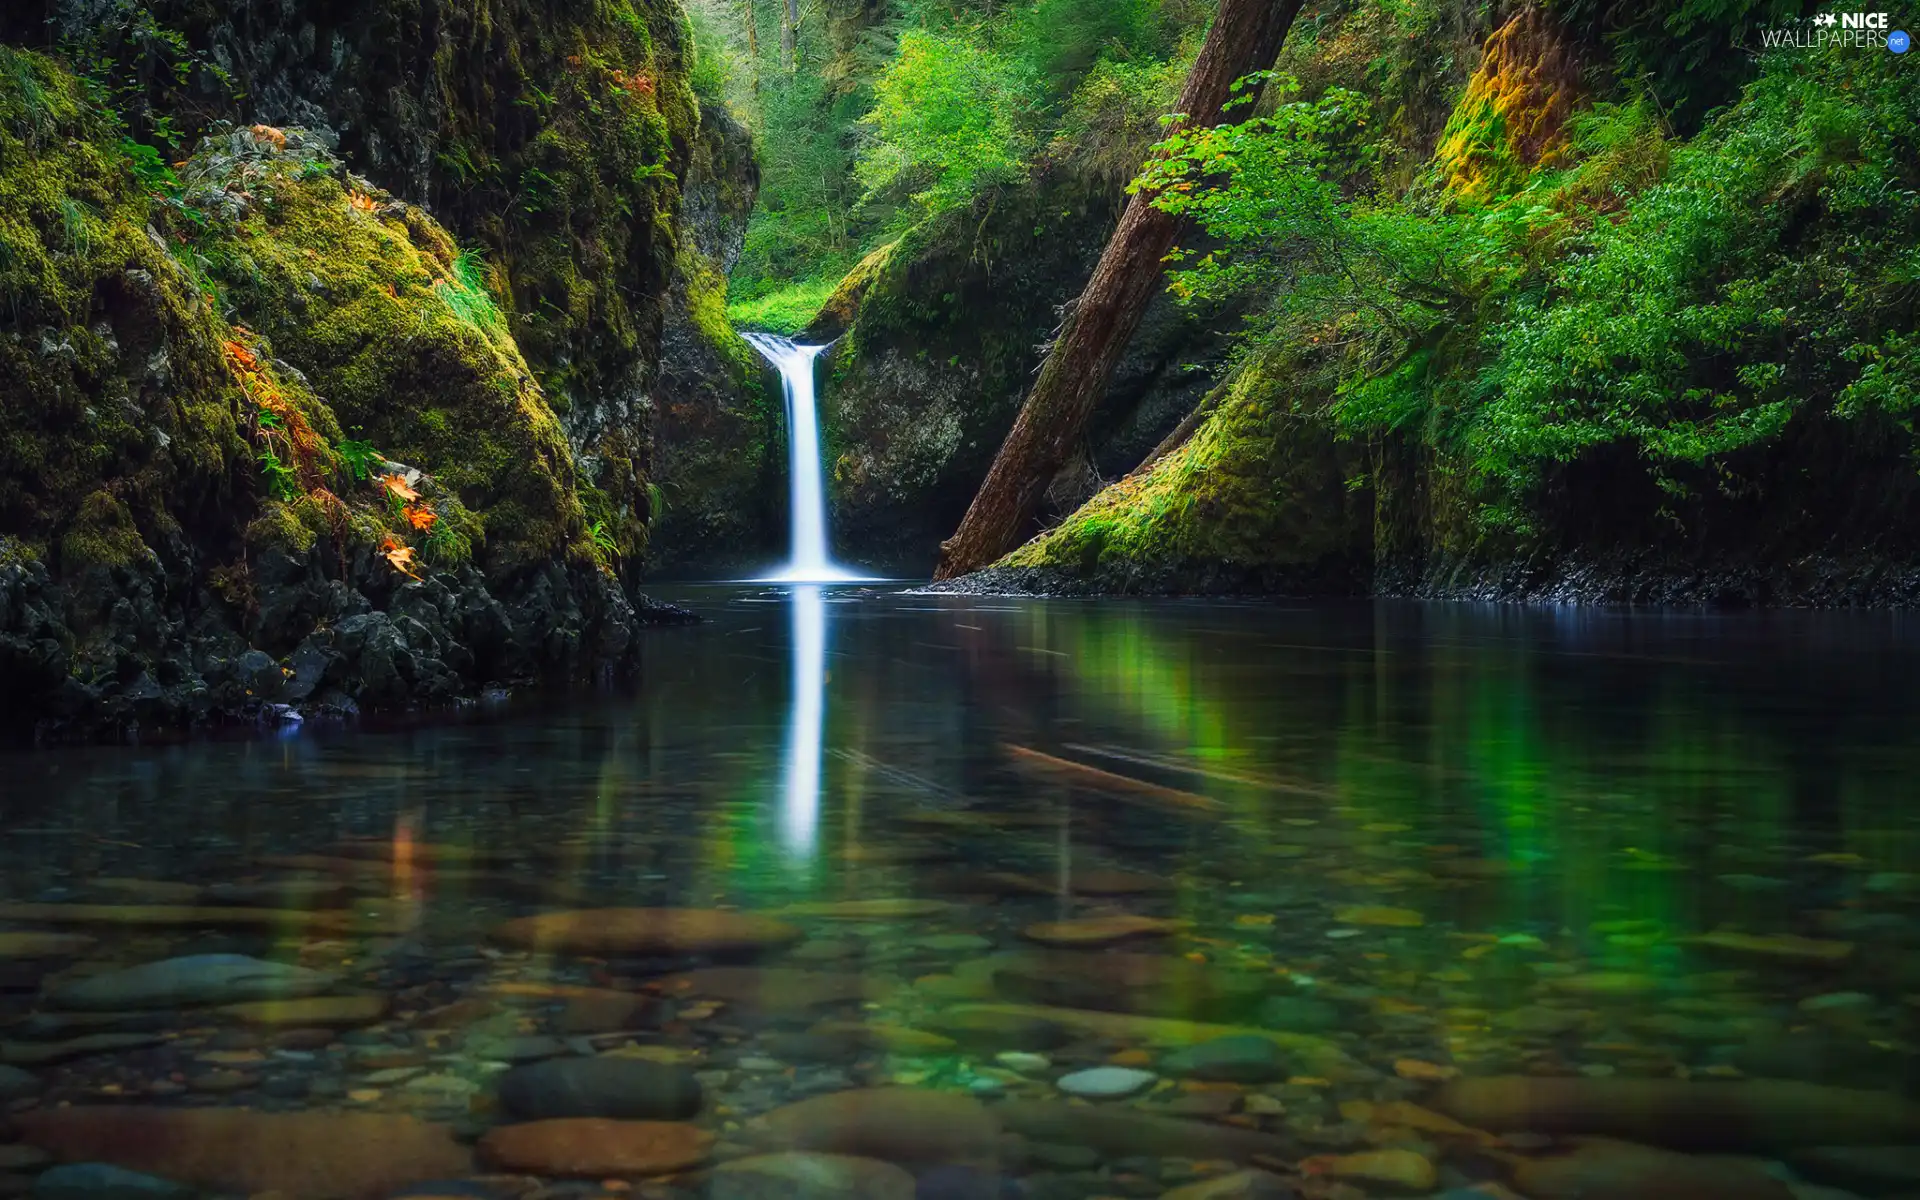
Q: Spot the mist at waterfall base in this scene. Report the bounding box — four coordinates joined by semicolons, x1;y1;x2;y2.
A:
742;332;868;584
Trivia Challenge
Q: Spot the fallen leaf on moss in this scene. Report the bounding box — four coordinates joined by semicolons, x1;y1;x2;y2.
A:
249;124;288;149
380;538;421;580
379;473;419;503
403;505;437;533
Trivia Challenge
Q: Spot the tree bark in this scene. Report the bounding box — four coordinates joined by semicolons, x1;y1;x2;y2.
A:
931;0;1306;581
782;0;800;71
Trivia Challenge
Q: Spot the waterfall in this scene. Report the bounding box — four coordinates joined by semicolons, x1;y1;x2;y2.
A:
742;332;861;582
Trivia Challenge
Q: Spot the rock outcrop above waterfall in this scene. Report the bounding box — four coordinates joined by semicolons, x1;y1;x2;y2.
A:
649;104;783;577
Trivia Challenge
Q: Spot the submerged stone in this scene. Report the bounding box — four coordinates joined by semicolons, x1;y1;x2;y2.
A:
1511;1138;1794;1199
1158;1169;1298;1199
0;1063;42;1099
45;954;338;1011
31;1163;194;1200
218;993;388;1027
12;1107;470;1199
496;1056;703;1120
656;966;891;1010
0;933;95;960
1300;1149;1437;1193
990;952;1267;1022
489;908;802;956
744;1088;1001;1165
778;899;959;919
1160;1035;1290;1084
1055;1066;1156;1099
709;1152;916;1199
1682;932;1854;965
1021;915;1183;947
477;1119;712;1176
1433;1076;1920;1150
994;1100;1293;1163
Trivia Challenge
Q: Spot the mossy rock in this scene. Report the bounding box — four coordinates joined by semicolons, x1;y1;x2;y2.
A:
992;351;1372;595
0;47;250;577
179;129;585;577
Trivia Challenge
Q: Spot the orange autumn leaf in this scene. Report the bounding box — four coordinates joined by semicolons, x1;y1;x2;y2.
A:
402;504;437;533
348;191;379;213
223;340;259;372
378;473;419;502
249;124;288;149
380;537;421;580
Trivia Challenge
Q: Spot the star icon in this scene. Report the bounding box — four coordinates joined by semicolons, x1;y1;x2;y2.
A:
1814;12;1838;26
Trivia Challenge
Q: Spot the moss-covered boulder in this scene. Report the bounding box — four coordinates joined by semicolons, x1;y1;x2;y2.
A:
0;49;687;737
963;353;1372;596
10;0;702;563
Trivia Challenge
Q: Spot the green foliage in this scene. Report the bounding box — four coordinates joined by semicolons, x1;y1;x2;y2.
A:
337;439;385;482
1545;0;1814;131
730;276;842;333
1142;31;1919;540
707;0;1208;318
856;29;1041;211
118;138;179;195
1469;46;1920;511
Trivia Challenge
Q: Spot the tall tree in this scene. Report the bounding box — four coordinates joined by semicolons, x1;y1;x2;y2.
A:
742;0;761;94
782;0;800;71
932;0;1307;581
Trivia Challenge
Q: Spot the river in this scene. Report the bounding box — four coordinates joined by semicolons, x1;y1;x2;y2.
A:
1;589;1917;1195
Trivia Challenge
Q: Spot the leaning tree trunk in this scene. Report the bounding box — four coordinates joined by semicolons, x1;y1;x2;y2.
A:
932;0;1306;581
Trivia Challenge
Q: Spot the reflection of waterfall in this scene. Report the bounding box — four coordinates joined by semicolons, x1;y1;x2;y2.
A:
742;332;861;582
780;584;826;855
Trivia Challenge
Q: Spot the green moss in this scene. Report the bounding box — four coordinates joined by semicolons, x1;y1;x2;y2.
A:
1001;353;1368;589
181;135;585;576
0;47;250;567
728;276;843;336
1433;9;1583;202
244;499;317;556
59;491;151;571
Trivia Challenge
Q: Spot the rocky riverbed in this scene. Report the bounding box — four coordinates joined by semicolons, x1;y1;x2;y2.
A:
0;817;1917;1200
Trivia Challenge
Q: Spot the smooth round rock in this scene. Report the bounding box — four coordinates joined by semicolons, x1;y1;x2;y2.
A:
0;1064;42;1101
477;1119;712;1176
489;909;802;957
1021;916;1181;948
925;1009;1065;1051
497;1056;702;1120
31;1163;194;1200
45;955;338;1011
1160;1036;1290;1084
710;1152;915;1199
746;1088;1000;1165
1055;1067;1156;1100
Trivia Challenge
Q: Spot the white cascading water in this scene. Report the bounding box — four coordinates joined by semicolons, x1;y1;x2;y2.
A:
741;332;861;582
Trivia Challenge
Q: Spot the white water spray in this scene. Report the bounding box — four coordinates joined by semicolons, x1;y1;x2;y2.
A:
742;332;862;583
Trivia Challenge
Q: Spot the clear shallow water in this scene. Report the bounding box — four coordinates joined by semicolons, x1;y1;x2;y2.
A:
3;590;1920;1196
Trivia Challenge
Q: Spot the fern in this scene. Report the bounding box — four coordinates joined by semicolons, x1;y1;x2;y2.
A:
337;438;384;481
